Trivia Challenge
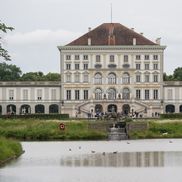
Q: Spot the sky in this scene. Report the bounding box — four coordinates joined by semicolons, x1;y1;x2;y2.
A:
0;0;182;74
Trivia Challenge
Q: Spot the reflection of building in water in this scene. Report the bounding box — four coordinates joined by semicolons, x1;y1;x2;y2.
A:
60;151;164;167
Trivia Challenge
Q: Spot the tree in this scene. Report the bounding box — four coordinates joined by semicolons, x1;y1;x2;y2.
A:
20;72;46;81
0;62;22;81
173;67;182;81
0;21;14;61
45;72;60;81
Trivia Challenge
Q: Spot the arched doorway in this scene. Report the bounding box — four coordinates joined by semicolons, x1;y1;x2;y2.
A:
107;104;117;113
7;104;16;114
95;104;103;114
179;105;182;113
165;105;175;113
0;105;2;115
49;104;59;113
122;104;130;115
35;104;45;114
20;105;31;114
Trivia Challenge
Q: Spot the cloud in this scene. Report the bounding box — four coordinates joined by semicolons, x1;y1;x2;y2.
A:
4;29;82;46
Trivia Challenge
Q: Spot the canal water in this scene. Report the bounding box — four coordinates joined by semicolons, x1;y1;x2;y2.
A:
1;139;182;182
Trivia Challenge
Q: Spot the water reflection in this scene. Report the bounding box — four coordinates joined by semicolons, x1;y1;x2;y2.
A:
60;151;182;167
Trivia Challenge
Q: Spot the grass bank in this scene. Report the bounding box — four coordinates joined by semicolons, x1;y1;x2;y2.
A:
0;119;107;141
129;120;182;139
0;137;23;166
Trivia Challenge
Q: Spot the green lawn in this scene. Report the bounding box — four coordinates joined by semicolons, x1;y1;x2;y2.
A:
0;137;23;165
0;119;107;141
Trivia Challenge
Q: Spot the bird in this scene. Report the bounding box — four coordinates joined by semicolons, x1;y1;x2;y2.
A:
113;151;118;154
169;140;173;143
102;152;106;155
69;148;72;151
78;146;81;149
91;150;95;153
127;142;130;144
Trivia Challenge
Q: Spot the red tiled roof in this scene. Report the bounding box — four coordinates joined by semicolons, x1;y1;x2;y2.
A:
66;23;156;46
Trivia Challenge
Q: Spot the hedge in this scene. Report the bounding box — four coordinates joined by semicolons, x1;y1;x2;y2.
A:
0;114;69;120
160;113;182;119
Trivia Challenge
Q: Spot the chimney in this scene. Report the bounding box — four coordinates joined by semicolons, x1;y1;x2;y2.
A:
88;27;91;32
88;38;91;46
133;38;136;45
156;38;161;45
131;28;135;31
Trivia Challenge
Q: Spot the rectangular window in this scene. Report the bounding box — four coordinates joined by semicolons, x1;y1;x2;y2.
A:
96;55;100;62
136;75;141;82
37;89;42;100
75;90;80;100
110;55;115;62
75;64;80;70
51;89;56;100
136;55;141;60
145;90;150;100
66;64;71;70
153;63;158;70
145;75;150;82
153;55;158;60
83;63;88;70
66;55;71;60
136;89;141;99
75;74;80;82
75;55;80;60
66;74;71;82
83;74;88;82
153;75;158;82
84;90;88;100
9;89;14;100
124;55;128;62
145;55;149;60
153;90;158;100
66;90;71;100
136;63;141;70
83;55;88;60
145;64;149;70
167;89;173;100
23;89;28;100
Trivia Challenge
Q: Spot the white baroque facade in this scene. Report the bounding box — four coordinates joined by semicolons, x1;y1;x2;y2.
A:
58;23;167;117
0;22;182;117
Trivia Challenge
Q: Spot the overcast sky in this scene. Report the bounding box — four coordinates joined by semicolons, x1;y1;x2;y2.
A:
1;0;182;74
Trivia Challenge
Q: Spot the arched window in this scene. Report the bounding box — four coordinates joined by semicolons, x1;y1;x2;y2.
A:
35;104;45;114
49;104;59;113
95;88;102;100
7;104;16;114
107;88;116;100
108;73;116;84
123;88;130;99
94;73;102;84
122;72;130;84
165;105;175;113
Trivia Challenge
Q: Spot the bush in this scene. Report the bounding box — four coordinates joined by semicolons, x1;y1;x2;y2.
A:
0;114;69;120
160;113;182;119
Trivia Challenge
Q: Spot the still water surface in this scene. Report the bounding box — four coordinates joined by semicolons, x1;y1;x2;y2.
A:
1;139;182;182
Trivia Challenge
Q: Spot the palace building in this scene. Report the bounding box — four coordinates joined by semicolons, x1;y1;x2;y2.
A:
0;22;182;117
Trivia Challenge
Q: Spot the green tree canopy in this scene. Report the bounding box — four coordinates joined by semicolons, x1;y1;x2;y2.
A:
0;62;22;81
173;67;182;81
0;21;14;61
20;71;60;81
